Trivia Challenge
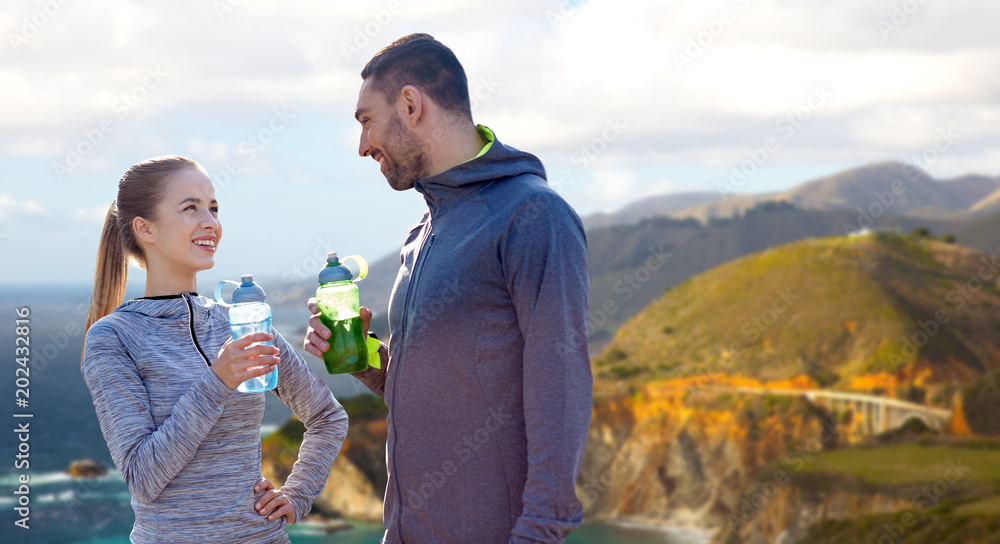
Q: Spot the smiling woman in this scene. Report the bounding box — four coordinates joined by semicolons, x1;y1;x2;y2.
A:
84;156;202;330
79;155;348;544
130;167;223;297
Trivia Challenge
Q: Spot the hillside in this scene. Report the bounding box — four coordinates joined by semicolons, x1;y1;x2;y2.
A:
581;191;719;230
585;207;964;350
956;208;1000;255
970;185;1000;216
672;162;1000;221
719;441;1000;543
592;232;1000;390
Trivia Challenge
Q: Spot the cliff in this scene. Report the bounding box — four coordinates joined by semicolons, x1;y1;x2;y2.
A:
579;379;836;530
261;395;387;522
581;378;1000;543
719;441;1000;543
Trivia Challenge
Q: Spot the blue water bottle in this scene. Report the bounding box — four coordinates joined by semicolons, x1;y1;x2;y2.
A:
215;274;277;392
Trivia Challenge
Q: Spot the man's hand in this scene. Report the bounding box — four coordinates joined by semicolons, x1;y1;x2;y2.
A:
303;298;371;360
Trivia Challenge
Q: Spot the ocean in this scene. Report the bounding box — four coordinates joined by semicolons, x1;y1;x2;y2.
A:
0;286;709;544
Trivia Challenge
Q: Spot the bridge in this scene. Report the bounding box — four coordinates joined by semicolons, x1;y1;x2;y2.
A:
725;387;953;436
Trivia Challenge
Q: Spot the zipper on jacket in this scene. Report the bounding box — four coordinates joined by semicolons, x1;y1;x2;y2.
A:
391;230;435;543
183;293;212;367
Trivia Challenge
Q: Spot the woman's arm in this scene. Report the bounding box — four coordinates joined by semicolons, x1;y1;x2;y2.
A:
82;320;280;504
81;321;234;504
270;330;349;522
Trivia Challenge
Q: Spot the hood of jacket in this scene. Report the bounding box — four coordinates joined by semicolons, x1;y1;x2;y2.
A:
115;292;209;319
110;293;223;366
413;126;547;216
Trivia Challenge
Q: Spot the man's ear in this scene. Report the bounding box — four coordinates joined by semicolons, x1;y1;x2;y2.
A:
398;85;423;129
133;216;156;245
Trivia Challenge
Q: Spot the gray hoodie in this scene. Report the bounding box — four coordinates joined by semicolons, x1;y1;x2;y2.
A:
354;128;592;544
82;293;347;543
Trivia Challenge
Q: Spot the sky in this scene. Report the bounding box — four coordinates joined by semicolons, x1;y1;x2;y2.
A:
1;0;998;286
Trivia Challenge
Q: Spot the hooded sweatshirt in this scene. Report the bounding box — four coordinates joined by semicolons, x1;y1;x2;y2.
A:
82;293;347;544
353;127;592;544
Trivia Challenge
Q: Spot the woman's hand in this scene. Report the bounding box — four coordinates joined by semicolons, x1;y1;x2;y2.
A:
212;332;280;390
254;478;296;525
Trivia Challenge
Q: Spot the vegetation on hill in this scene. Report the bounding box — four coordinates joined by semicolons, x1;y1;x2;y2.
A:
792;443;1000;544
962;370;1000;436
592;232;1000;389
586;208;965;350
713;439;1000;544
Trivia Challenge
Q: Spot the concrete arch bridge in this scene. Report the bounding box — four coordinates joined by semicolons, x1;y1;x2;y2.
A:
727;387;953;436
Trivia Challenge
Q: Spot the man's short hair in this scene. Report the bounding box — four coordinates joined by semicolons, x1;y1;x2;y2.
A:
361;33;472;120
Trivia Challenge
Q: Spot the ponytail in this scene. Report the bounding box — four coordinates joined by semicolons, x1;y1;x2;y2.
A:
85;202;128;335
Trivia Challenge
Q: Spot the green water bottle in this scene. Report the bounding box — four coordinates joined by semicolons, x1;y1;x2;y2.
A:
316;252;370;374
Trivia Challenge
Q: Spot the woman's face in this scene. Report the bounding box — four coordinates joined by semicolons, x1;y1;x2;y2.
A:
138;167;222;276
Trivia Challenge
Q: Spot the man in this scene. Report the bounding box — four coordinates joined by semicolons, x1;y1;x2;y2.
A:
304;33;591;544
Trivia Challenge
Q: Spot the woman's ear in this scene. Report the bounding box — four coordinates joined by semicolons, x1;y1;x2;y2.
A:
133;216;156;245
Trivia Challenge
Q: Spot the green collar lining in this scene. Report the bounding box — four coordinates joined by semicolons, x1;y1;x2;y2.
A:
463;125;494;164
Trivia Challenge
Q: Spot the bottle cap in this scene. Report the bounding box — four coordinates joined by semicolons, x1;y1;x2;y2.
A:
318;253;354;284
232;274;267;303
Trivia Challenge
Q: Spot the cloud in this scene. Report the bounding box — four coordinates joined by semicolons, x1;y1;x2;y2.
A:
71;204;111;224
0;194;47;219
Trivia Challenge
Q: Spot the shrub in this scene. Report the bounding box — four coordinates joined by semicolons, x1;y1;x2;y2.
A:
963;370;1000;435
605;347;628;363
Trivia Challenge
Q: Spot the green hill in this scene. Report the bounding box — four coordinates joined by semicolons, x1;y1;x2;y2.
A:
585;206;964;348
593;232;1000;388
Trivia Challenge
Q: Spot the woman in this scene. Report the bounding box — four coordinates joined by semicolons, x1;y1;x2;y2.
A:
81;156;347;543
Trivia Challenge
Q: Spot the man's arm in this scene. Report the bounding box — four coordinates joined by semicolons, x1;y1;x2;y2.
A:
502;191;592;544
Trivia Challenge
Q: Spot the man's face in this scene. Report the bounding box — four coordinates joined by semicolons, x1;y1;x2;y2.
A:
355;78;428;191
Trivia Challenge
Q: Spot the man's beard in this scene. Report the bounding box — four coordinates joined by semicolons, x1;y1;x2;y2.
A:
381;113;428;191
